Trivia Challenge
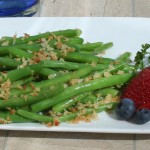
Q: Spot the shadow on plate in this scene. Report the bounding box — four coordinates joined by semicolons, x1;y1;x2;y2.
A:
106;110;138;125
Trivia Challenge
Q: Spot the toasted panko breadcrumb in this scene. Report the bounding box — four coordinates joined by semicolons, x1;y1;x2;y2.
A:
48;36;54;41
40;38;53;51
1;72;7;78
17;85;23;90
24;33;30;38
13;34;17;45
104;72;112;77
23;95;28;101
28;41;33;44
0;80;11;100
60;44;75;56
15;58;21;62
1;41;9;46
93;72;102;79
108;64;114;69
0;118;9;124
91;62;97;67
59;58;65;61
53;119;60;126
18;58;28;68
117;70;124;75
70;79;80;85
70;113;97;124
29;87;40;97
56;41;63;49
63;84;68;88
49;51;58;60
30;92;39;97
100;94;120;105
99;51;106;55
46;119;60;127
9;109;16;115
46;122;53;127
0;116;11;124
84;76;92;82
0;76;3;82
32;49;59;63
48;74;56;79
69;107;77;112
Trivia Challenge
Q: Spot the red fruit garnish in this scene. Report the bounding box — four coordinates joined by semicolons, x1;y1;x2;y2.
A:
122;67;150;110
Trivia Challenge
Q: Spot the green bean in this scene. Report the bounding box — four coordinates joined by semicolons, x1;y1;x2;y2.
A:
52;29;82;37
0;29;82;45
20;106;31;111
122;65;135;73
64;52;100;63
17;109;74;123
48;37;84;46
17;109;53;123
116;52;131;63
31;73;133;112
0;37;83;57
16;37;83;51
10;66;93;97
52;94;86;112
79;94;98;104
42;60;110;71
0;111;34;123
95;42;113;52
12;76;35;88
58;113;78;122
0;67;11;72
0;57;42;72
99;57;114;64
42;60;84;70
0;57;21;68
97;63;126;76
8;47;33;59
28;64;43;72
17;102;118;123
37;68;60;78
0;44;40;56
0;46;10;56
0;84;64;110
35;66;92;87
0;67;32;83
57;88;118;109
15;43;41;52
23;37;83;50
9;88;31;98
92;64;110;71
68;42;103;51
66;37;84;44
95;88;119;97
2;55;10;58
82;102;118;114
0;36;12;41
51;50;112;64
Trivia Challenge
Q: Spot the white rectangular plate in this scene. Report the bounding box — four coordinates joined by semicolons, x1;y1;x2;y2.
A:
0;17;150;134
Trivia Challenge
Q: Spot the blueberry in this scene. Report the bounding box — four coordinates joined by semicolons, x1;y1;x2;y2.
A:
134;108;150;124
116;98;136;120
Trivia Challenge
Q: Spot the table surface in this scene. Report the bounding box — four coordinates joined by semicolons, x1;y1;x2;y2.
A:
0;0;150;150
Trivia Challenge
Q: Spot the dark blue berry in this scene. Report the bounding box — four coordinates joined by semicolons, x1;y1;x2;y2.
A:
134;108;150;124
116;98;136;120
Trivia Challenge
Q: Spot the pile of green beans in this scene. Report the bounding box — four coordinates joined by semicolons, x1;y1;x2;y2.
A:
0;29;133;126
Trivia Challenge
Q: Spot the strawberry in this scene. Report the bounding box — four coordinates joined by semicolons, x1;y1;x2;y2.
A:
116;44;150;124
121;67;150;110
